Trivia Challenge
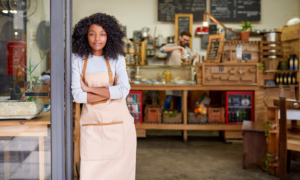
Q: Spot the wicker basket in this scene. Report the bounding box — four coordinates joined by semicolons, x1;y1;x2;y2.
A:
163;109;182;124
263;60;279;70
188;112;207;124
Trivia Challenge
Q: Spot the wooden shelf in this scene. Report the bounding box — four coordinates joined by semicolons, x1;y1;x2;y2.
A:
126;53;141;55
135;123;242;130
263;85;298;88
264;70;299;73
261;41;281;44
262;52;283;56
261;58;286;61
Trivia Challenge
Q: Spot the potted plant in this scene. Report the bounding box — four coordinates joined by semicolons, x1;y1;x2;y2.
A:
241;21;253;40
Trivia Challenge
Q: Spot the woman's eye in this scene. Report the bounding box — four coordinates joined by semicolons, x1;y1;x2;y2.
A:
101;34;106;36
89;33;94;36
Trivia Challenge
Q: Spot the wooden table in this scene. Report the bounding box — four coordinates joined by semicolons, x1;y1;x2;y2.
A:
0;111;50;180
242;121;266;170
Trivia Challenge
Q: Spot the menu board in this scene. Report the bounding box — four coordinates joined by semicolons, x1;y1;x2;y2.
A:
208;38;220;59
178;17;190;39
210;0;261;21
158;0;206;21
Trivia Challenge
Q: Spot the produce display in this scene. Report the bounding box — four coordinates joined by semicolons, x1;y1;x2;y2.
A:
193;104;207;117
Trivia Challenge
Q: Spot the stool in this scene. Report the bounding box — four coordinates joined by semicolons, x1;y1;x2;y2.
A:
242;121;267;170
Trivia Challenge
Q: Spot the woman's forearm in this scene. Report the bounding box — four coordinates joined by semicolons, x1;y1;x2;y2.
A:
88;87;110;99
87;92;108;104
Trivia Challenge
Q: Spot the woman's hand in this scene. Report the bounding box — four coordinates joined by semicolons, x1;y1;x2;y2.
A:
113;74;119;86
80;78;90;92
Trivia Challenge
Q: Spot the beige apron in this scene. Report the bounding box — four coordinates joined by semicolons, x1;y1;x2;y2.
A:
80;56;136;180
167;49;182;96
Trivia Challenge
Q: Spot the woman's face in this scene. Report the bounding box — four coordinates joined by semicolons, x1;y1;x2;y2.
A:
88;24;107;55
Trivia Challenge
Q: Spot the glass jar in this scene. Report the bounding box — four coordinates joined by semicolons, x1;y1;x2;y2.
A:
164;70;171;83
130;55;135;64
128;43;135;53
135;55;140;65
135;44;141;53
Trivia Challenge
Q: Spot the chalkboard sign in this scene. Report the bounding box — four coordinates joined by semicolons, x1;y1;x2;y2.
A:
206;34;225;63
210;0;261;21
201;34;209;49
175;14;193;49
208;39;220;59
158;0;206;21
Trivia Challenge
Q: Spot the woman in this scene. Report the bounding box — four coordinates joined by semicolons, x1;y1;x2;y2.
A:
71;13;136;180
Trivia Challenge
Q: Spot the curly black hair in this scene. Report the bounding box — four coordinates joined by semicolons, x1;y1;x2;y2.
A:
72;13;125;59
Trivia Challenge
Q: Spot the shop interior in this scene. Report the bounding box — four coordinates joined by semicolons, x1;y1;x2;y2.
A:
0;0;300;179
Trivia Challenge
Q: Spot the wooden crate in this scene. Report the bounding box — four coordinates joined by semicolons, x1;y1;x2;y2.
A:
188;112;207;124
222;41;260;63
208;107;225;123
260;41;285;62
162;109;182;124
201;63;258;86
144;105;162;123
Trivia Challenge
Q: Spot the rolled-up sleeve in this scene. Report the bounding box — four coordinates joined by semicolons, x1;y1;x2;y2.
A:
109;55;131;99
71;54;87;103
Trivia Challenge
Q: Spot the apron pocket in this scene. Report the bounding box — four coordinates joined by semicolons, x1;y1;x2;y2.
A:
81;121;124;161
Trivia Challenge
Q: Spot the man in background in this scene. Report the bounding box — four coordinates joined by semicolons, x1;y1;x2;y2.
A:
160;31;198;109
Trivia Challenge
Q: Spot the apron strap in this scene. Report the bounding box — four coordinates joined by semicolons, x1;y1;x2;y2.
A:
82;56;88;82
83;56;114;84
105;58;114;84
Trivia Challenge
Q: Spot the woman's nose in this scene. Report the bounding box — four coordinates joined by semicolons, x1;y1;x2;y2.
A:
96;34;100;41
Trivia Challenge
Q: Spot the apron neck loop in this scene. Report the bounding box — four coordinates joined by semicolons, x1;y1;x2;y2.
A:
82;55;114;85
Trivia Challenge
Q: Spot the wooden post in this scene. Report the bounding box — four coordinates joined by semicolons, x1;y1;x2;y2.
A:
73;103;81;177
182;90;188;142
279;95;287;180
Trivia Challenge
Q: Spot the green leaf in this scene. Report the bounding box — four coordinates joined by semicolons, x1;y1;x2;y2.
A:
31;61;42;73
21;63;31;73
29;58;32;72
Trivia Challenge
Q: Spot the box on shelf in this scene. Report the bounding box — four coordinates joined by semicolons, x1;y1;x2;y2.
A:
144;105;162;123
163;109;182;124
188;112;207;124
208;107;225;123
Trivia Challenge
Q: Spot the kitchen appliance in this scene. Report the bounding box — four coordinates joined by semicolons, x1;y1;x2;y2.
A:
167;36;175;43
133;31;142;42
126;90;143;124
226;91;254;125
141;27;150;38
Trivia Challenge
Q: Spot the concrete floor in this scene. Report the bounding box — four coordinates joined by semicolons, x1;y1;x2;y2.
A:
136;134;300;180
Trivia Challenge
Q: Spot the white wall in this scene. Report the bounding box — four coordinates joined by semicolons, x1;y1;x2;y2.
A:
73;0;300;65
26;0;50;77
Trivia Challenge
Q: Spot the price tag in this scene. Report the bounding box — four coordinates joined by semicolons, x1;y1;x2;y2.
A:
236;45;242;58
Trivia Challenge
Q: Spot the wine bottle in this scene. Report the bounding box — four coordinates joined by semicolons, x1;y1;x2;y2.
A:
294;54;299;71
292;73;297;85
279;73;283;84
283;73;287;85
289;55;294;70
275;73;279;85
287;73;291;85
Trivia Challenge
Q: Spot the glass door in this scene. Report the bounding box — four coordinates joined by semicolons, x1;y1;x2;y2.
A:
226;91;254;124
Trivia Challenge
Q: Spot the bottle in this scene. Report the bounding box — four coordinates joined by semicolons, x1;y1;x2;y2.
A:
279;73;283;84
283;73;287;85
236;111;240;122
243;111;247;121
232;111;235;122
164;70;171;83
228;111;232;122
294;54;299;71
292;73;297;85
275;73;280;85
289;55;294;70
287;73;291;85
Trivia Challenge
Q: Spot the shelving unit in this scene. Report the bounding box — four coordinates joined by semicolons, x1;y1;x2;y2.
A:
126;39;146;65
263;85;299;88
